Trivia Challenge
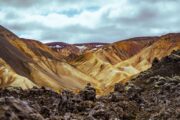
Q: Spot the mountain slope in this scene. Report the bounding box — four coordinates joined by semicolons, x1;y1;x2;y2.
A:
0;25;179;94
0;25;100;91
46;42;109;60
70;34;180;92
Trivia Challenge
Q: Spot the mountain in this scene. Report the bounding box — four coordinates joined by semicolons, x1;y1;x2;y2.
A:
0;25;179;94
0;50;179;119
70;34;179;93
0;25;99;92
46;42;81;58
46;42;109;60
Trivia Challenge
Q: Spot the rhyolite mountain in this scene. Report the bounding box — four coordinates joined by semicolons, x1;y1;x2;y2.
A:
46;42;109;60
0;50;179;119
0;25;179;94
0;25;99;92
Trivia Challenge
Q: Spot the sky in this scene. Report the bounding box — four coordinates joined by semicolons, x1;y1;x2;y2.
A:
0;0;180;43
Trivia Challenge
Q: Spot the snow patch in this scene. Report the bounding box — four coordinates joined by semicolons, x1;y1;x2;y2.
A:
76;46;87;50
49;45;63;49
96;45;103;47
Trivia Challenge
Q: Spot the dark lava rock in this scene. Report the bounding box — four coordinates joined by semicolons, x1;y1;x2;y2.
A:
0;97;44;120
114;83;125;93
152;57;159;66
79;83;96;101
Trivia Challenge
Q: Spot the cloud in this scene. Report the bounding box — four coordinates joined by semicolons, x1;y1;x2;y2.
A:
0;0;39;8
0;0;180;43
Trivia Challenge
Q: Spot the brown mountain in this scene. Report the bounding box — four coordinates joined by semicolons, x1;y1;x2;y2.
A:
46;42;81;59
0;25;99;92
0;25;179;94
46;42;109;60
69;34;180;93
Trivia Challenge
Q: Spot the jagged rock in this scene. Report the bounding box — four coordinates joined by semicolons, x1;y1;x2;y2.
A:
79;83;96;101
77;101;94;112
152;57;159;66
0;97;44;120
114;83;125;92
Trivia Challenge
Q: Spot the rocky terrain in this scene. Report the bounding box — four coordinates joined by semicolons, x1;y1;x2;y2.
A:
0;50;179;120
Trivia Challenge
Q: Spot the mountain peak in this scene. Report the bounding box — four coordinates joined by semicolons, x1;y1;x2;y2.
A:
0;25;19;40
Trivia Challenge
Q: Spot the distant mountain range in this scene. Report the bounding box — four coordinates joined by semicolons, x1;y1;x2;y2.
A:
0;25;179;94
46;42;109;59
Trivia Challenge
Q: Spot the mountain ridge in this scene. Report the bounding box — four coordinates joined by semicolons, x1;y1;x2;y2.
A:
0;25;179;94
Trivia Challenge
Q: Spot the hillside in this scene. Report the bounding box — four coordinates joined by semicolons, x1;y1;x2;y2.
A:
0;50;179;119
0;25;100;92
70;34;180;93
46;42;109;60
0;25;179;94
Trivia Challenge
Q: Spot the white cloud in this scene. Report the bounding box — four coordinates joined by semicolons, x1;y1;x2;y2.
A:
0;0;180;43
0;11;6;20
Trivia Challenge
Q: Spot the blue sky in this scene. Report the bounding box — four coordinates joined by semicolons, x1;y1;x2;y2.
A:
0;0;180;43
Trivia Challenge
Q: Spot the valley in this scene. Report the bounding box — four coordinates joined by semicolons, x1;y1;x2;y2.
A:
0;25;179;94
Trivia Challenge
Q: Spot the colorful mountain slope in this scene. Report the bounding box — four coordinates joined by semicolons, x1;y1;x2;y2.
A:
0;25;100;92
70;34;180;92
0;25;179;94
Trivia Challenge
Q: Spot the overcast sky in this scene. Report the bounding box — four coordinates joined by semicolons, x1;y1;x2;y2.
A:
0;0;180;43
